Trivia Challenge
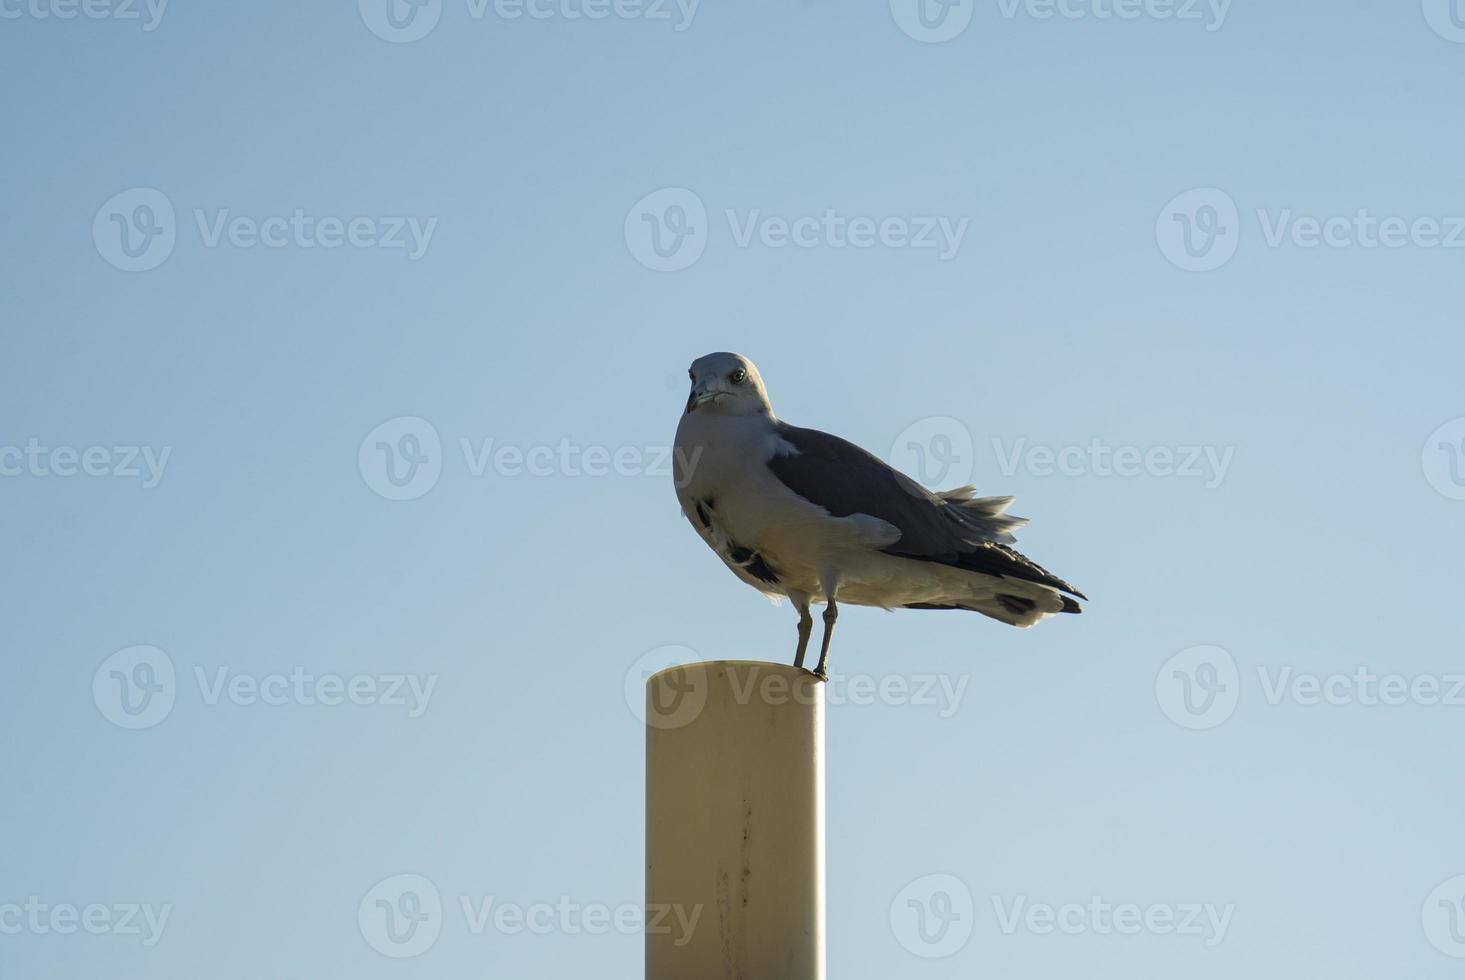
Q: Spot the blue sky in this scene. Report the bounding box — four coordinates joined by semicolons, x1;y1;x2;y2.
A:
4;1;1465;977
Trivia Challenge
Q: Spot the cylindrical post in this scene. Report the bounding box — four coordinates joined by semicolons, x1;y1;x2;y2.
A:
646;660;826;980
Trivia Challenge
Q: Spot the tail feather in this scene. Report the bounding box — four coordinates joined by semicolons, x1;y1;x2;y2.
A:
936;487;1029;544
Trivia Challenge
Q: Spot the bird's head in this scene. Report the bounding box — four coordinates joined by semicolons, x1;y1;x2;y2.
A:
685;352;773;418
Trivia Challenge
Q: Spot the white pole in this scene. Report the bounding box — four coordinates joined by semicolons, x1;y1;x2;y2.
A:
646;660;826;980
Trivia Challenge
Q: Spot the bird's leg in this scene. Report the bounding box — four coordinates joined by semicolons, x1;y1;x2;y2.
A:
792;601;813;670
813;599;837;681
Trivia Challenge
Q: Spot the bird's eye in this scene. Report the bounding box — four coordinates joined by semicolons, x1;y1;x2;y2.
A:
688;370;694;381
730;369;746;384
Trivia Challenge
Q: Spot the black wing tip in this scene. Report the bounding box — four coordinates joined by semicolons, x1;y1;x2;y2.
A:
906;596;1085;615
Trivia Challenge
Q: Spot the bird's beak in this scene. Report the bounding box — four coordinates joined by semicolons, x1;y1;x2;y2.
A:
686;387;718;414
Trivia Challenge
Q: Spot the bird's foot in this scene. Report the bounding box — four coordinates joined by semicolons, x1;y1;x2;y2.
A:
810;663;828;683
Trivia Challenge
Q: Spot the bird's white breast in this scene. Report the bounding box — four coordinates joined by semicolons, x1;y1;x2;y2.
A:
673;412;899;598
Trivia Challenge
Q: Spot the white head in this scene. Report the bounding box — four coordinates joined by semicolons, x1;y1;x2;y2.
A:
685;352;773;418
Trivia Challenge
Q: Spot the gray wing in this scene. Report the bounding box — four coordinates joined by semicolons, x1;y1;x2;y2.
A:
767;422;1087;602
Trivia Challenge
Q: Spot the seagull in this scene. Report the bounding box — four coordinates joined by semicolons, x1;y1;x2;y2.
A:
673;352;1086;681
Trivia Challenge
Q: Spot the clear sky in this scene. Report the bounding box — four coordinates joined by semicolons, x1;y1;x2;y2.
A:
4;1;1465;977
